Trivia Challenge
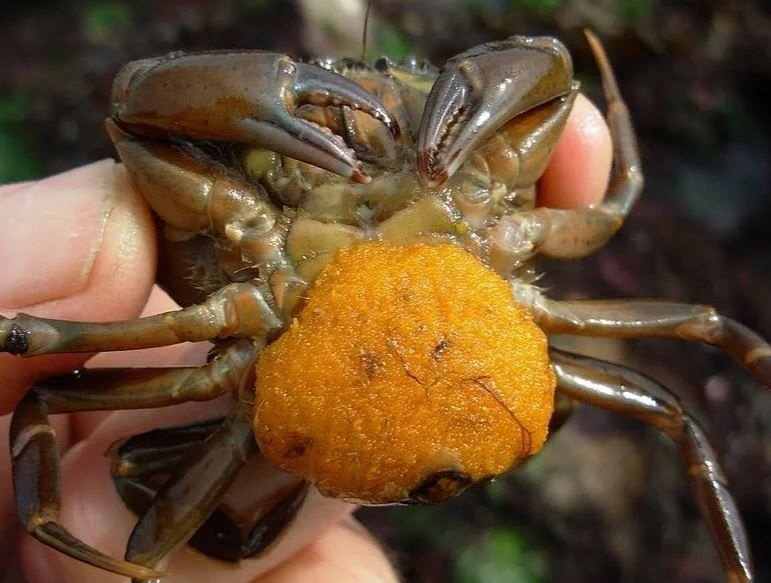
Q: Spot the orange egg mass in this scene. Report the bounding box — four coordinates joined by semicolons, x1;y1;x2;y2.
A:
254;242;555;504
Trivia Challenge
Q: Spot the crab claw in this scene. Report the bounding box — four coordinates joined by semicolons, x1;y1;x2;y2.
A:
111;52;398;183
417;36;573;187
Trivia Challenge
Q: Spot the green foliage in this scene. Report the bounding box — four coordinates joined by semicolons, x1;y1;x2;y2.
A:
374;25;413;62
399;505;454;542
245;0;271;14
454;528;548;583
0;130;42;183
616;0;655;23
83;1;133;44
0;94;42;182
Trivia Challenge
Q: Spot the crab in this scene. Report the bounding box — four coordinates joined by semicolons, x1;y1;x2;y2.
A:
2;31;769;582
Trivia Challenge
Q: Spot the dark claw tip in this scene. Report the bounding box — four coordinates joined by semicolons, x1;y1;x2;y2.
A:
417;149;448;188
4;323;29;355
350;167;371;184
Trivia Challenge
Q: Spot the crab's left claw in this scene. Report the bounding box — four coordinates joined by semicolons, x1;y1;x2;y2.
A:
111;52;399;183
417;36;573;187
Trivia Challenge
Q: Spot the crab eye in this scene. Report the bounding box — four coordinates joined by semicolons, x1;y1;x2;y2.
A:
409;470;473;504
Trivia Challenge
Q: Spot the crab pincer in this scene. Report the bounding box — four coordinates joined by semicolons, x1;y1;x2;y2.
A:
417;36;574;187
111;52;398;182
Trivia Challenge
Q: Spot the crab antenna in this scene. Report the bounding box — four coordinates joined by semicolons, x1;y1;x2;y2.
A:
361;0;373;62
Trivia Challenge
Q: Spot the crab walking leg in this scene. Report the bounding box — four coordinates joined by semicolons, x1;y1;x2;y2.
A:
109;420;308;562
584;30;643;217
109;420;309;562
110;417;227;478
9;392;165;579
124;415;257;579
23;339;259;411
512;282;771;389
9;340;258;578
0;283;282;356
550;348;753;583
487;32;643;269
114;475;308;562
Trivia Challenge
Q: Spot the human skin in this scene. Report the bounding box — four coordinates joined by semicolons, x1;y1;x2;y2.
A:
0;93;611;582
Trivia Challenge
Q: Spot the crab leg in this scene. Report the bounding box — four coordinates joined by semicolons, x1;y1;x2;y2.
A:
109;417;227;478
584;30;643;217
0;283;282;357
110;419;309;563
486;32;643;271
512;283;771;389
22;339;258;411
123;415;257;580
112;52;398;182
8;340;258;578
10;393;165;579
550;348;753;583
114;468;307;563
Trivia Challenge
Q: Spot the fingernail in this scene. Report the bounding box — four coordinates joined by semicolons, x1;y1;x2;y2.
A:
0;160;116;309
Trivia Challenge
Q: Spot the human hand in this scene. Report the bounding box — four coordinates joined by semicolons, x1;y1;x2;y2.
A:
0;93;611;582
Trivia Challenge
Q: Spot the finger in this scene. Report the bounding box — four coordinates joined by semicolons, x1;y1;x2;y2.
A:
0;160;157;413
538;93;613;209
258;516;398;583
20;403;355;583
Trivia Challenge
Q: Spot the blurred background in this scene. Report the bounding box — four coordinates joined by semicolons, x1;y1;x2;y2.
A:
2;1;770;581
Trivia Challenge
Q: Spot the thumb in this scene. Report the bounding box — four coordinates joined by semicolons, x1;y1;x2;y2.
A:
0;160;157;413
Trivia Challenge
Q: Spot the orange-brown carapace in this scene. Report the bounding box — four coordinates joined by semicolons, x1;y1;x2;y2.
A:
254;242;555;504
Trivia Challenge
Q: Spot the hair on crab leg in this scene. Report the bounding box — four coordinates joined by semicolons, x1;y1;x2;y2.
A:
550;348;753;582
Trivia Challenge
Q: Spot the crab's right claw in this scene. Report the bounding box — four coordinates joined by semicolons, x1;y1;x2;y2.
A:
112;53;399;183
417;36;573;187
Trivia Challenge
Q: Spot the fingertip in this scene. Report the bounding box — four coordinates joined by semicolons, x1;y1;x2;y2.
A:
0;162;157;412
258;516;399;583
538;94;612;209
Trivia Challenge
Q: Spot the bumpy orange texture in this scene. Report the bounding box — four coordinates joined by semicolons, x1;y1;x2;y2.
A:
254;242;555;503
